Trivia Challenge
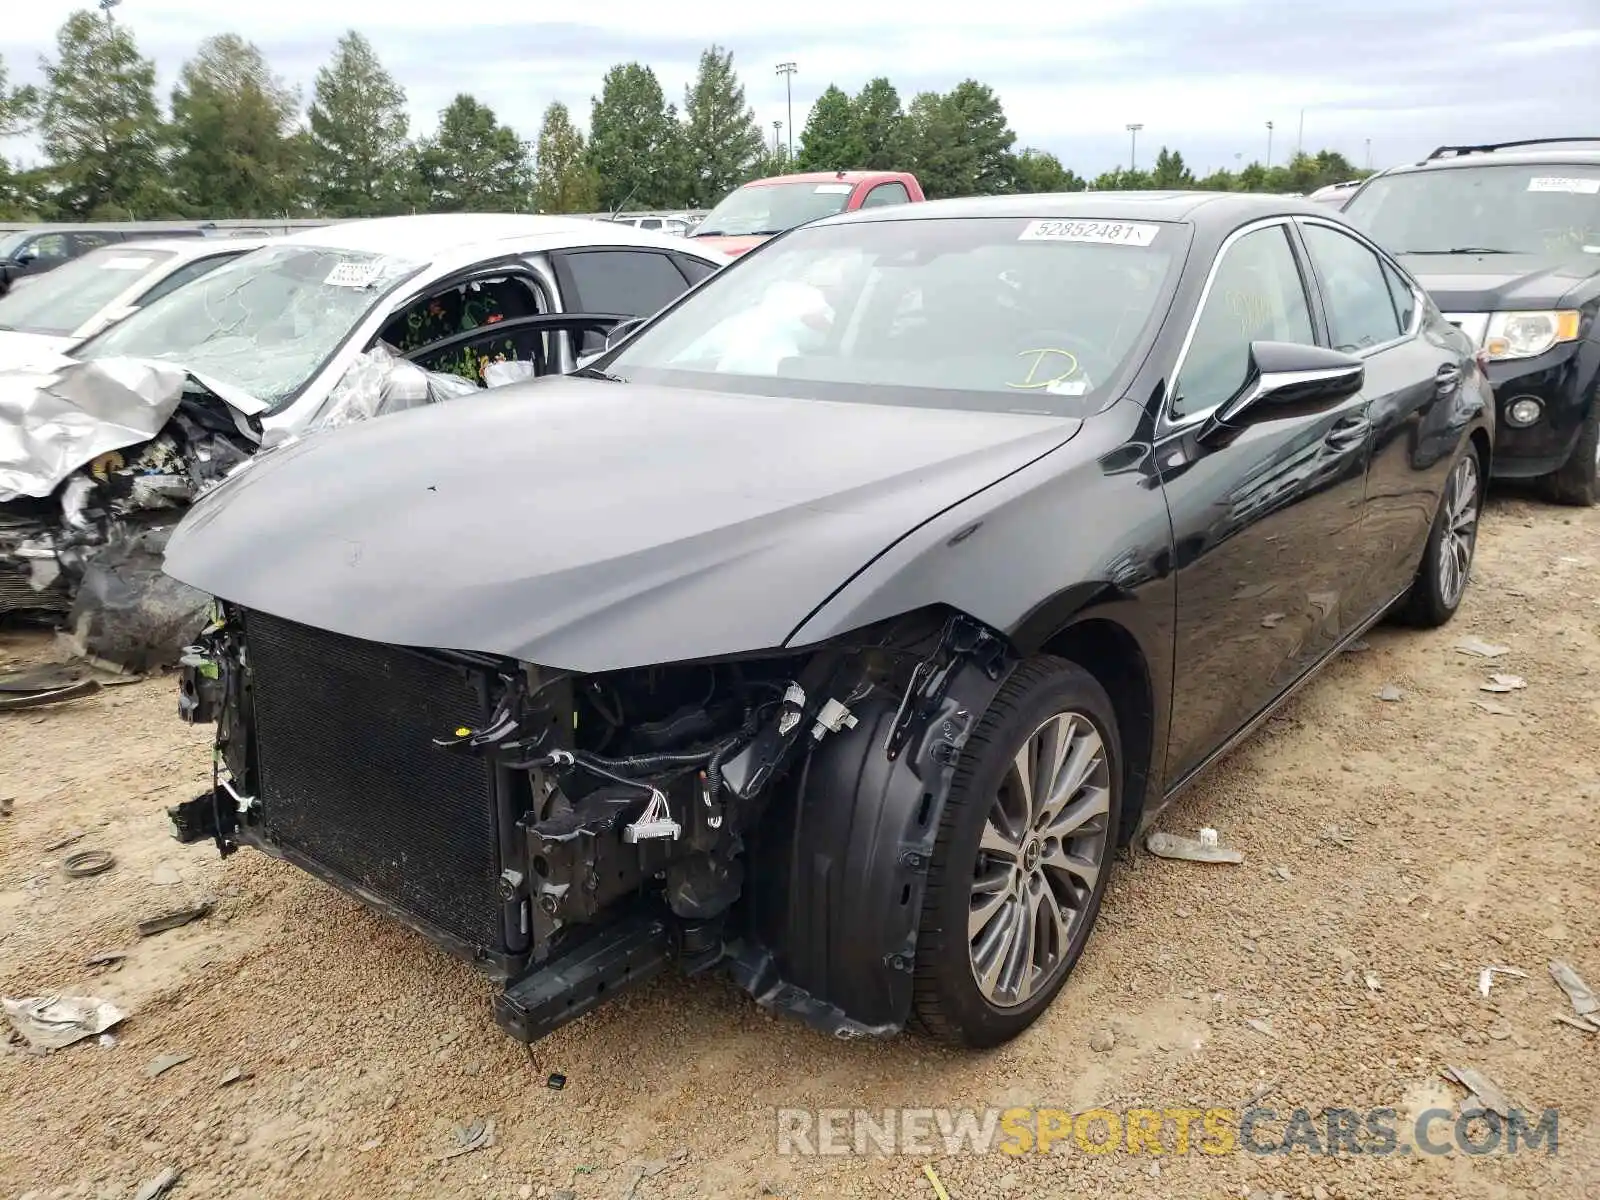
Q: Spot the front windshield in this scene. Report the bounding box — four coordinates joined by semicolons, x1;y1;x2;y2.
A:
0;233;29;260
609;216;1183;413
0;246;175;335
1343;163;1600;256
694;181;856;238
73;244;423;411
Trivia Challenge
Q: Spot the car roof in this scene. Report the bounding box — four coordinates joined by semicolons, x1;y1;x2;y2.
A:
814;190;1335;229
743;171;901;187
274;213;713;259
104;235;277;256
1379;146;1600;177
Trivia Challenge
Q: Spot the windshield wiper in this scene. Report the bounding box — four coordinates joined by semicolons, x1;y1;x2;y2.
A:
573;365;626;382
1401;247;1514;255
694;229;725;237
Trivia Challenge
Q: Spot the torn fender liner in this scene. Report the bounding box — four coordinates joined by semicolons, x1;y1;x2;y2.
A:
65;521;212;674
0;355;266;502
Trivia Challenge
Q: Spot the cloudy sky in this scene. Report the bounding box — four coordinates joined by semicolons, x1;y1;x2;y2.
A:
4;0;1599;179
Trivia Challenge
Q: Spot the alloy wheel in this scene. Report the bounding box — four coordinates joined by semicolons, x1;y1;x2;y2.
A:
969;711;1112;1008
1438;453;1480;609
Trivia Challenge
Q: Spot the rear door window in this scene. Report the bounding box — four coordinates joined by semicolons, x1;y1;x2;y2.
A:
553;249;698;353
1301;224;1403;352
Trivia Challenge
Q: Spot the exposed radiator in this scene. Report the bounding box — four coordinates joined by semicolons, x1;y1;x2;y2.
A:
242;609;507;952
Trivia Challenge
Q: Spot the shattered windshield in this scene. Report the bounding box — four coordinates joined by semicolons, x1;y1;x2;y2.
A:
611;216;1183;413
72;245;424;411
0;246;176;335
1343;163;1600;257
694;181;856;238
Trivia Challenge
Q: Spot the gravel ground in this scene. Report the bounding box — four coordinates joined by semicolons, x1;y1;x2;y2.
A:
2;488;1597;1200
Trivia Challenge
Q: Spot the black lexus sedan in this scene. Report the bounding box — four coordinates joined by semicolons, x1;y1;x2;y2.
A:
164;193;1492;1051
1342;138;1600;504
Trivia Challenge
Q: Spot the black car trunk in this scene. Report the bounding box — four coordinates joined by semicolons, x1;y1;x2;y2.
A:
240;608;524;966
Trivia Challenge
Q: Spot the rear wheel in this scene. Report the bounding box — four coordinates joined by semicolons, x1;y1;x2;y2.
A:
911;657;1120;1048
1397;446;1482;628
1540;399;1599;507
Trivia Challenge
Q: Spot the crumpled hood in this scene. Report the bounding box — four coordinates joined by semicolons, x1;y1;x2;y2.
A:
1398;252;1600;312
0;354;268;502
0;331;76;373
164;375;1080;672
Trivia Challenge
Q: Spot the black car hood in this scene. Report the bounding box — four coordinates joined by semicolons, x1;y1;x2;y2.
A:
163;376;1080;672
1397;252;1600;312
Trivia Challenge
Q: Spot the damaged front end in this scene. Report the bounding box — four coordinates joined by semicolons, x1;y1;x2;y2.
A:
0;358;261;668
171;604;1013;1044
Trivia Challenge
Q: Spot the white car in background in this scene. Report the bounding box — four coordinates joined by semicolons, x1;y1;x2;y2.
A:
0;236;271;367
610;214;696;237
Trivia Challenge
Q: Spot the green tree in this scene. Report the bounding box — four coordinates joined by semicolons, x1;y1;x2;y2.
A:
1013;148;1083;193
796;84;864;172
533;101;598;213
681;45;764;206
306;31;411;216
588;63;683;210
37;9;169;218
1091;167;1153;190
904;83;1017;198
414;94;532;212
1150;147;1195;189
0;54;38;138
1195;168;1238;192
1236;162;1269;191
169;34;304;217
852;77;904;170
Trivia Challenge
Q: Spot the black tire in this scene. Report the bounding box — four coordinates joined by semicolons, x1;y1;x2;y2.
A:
910;656;1121;1048
1397;444;1484;628
1540;399;1599;507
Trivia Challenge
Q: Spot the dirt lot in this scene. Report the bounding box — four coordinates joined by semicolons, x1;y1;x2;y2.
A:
2;488;1597;1200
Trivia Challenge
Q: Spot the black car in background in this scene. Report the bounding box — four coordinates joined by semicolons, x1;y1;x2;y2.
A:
167;193;1491;1051
1342;138;1600;504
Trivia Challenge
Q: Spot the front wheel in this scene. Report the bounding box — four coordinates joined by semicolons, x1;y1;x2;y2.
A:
1396;446;1483;628
911;657;1121;1048
1540;400;1599;507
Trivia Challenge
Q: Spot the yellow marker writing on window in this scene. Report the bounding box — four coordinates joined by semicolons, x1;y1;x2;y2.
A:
1007;348;1080;389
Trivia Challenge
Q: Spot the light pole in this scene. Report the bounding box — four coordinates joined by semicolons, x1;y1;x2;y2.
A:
98;0;121;23
1296;107;1305;159
1266;121;1275;169
773;120;783;159
775;62;797;161
1365;138;1372;171
1126;123;1144;172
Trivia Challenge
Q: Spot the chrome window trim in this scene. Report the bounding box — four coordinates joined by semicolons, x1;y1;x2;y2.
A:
1297;215;1425;354
1160;216;1302;432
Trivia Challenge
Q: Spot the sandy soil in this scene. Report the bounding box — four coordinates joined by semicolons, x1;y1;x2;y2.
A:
2;488;1597;1200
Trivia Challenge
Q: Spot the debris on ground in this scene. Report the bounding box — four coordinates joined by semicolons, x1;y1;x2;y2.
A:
1272;865;1294;882
1145;828;1244;865
1478;965;1528;998
1364;972;1382;992
547;1072;567;1090
61;848;116;878
146;1051;193;1078
1244;1018;1277;1039
1474;699;1518;716
1481;674;1528;693
440;1117;496;1161
83;951;127;971
0;677;99;711
218;1066;254;1087
43;830;86;852
1375;685;1403;702
1089;1028;1115;1052
1441;1065;1512;1117
136;901;213;938
2;994;126;1051
1344;639;1370;653
132;1165;181;1200
1321;824;1354;849
1548;960;1598;1017
1553;1014;1600;1035
1454;636;1510;658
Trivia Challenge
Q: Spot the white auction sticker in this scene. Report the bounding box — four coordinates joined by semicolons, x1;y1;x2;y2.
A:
101;256;153;271
1019;219;1160;246
814;183;854;194
324;260;383;288
1527;176;1600;195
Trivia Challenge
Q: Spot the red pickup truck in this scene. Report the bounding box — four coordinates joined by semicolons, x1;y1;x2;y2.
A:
690;170;925;258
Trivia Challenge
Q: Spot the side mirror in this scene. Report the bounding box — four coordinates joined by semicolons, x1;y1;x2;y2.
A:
1207;341;1364;432
603;315;646;352
14;246;38;265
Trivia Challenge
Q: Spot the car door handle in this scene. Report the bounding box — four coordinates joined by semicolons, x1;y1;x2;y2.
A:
1435;363;1461;391
1324;415;1371;450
